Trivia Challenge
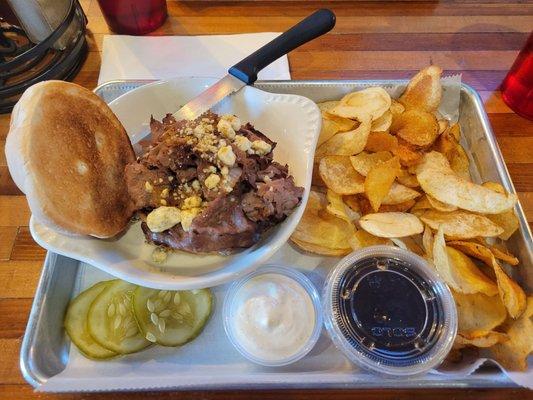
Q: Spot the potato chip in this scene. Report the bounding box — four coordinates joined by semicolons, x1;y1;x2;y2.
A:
365;131;399;152
359;212;423;238
382;182;421;205
399;65;442;112
316;100;339;112
323;111;357;132
349;229;391;250
489;244;519;266
489;297;533;371
420;210;503;239
311;162;326;187
422;225;434;258
316;117;371;158
426;194;457;212
453;291;507;333
330;87;391;121
447;241;526;318
446;247;499;296
364;156;401;211
449;143;471;181
438;119;449;134
447;240;510;267
343;195;360;213
416;152;517;214
371;110;392;132
291;238;351;257
479;183;520;240
291;191;354;250
449;123;461;141
358;196;415;214
318;118;340;146
487;211;520;241
390;109;439;147
396;168;419;188
432;227;461;291
455;331;509;349
391;236;424;256
319;156;365;195
482;181;505;194
390;99;405;116
393;139;425;167
326;189;360;223
411;195;432;212
350;151;392;176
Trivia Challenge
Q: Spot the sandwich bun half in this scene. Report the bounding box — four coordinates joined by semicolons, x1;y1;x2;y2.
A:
5;80;135;238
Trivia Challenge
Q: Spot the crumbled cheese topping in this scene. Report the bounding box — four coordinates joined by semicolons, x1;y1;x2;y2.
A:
221;114;241;131
146;206;182;232
145;181;153;193
204;173;221;189
234;135;251;152
252;140;272;156
182;195;202;209
217;145;236;166
217;119;236;139
180;208;201;232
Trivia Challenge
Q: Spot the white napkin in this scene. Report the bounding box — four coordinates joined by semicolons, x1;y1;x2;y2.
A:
98;33;291;85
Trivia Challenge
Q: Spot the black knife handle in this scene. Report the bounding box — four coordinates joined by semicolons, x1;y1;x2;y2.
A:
229;9;336;84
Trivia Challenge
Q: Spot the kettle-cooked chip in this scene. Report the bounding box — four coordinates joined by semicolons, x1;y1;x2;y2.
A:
319;156;365;195
326;189;360;223
426;194;457;212
371;110;392;132
350;151;392;176
489;297;533;371
455;331;509;349
416;152;517;214
390;109;439;147
330;87;391;121
316;118;371;158
453;290;507;333
318;118;340;146
364;156;401;211
420;210;504;239
365;131;399;153
359;212;423;238
291;237;351;257
399;65;443;112
381;182;421;205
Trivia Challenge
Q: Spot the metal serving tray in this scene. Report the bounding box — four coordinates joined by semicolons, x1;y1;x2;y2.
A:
20;80;532;391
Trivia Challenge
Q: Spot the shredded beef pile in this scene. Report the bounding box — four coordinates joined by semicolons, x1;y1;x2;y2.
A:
124;112;303;253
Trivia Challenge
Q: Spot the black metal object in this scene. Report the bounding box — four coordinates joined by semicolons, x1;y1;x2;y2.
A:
0;0;88;113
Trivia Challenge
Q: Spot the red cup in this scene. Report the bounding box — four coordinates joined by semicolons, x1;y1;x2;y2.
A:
501;32;533;120
97;0;168;35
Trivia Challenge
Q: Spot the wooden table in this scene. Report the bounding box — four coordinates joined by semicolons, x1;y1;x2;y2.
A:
1;1;531;399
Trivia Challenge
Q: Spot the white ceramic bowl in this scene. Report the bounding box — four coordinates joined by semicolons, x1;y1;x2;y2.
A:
30;77;321;289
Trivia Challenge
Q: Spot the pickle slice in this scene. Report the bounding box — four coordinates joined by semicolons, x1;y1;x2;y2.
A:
132;287;213;346
64;281;117;360
87;280;150;354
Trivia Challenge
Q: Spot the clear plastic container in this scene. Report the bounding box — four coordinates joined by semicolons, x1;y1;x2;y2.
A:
323;246;457;377
223;265;323;367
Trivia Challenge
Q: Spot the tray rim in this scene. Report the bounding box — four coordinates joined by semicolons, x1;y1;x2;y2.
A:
20;78;530;391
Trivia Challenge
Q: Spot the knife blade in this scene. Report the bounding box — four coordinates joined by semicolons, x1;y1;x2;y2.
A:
172;75;245;121
172;9;336;121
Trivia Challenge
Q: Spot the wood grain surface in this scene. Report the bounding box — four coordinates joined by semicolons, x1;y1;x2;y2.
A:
0;1;532;399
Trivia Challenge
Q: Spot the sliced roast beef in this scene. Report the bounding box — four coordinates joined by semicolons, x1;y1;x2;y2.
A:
242;177;303;223
142;195;259;253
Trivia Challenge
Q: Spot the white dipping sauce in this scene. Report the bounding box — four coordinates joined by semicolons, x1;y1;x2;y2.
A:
229;273;316;362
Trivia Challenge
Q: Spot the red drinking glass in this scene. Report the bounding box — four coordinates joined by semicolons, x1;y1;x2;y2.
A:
97;0;168;35
501;32;533;120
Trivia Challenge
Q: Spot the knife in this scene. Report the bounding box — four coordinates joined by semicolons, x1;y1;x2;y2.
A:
173;9;336;121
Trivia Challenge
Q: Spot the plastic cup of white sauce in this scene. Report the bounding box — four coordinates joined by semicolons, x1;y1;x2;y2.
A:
223;265;323;366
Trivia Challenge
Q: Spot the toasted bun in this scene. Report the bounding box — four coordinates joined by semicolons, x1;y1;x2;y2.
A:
5;80;135;238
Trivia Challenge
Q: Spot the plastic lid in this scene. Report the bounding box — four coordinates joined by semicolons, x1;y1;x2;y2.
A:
223;265;323;367
324;245;457;377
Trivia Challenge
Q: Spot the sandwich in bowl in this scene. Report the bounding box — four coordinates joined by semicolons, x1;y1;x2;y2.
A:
5;81;135;238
